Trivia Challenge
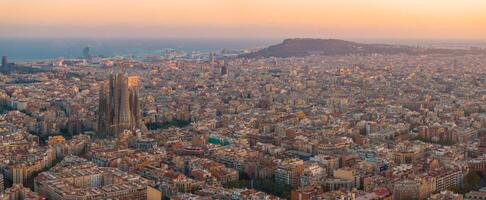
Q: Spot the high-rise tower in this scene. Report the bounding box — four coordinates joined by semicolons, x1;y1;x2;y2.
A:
220;60;227;76
209;52;216;65
1;56;7;67
83;47;90;58
98;72;142;138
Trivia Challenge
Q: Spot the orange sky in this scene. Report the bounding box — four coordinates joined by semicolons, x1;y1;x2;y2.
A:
1;0;485;39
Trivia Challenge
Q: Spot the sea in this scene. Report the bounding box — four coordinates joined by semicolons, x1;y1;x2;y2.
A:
0;38;280;61
1;38;485;61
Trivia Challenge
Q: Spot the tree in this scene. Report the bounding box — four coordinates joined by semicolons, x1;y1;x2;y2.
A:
463;171;481;193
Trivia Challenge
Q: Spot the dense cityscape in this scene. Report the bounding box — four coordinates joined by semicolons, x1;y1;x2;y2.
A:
1;41;486;200
1;0;486;199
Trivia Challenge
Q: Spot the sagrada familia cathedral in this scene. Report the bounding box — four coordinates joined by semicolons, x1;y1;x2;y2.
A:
97;72;142;138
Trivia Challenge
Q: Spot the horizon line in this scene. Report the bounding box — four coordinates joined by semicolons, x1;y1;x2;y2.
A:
1;36;486;42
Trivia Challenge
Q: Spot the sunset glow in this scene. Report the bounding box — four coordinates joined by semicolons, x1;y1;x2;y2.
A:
1;0;486;38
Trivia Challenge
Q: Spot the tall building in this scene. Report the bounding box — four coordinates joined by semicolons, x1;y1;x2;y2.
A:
274;159;304;188
98;72;142;138
220;60;227;76
1;56;7;67
431;169;463;193
209;52;216;65
83;47;90;58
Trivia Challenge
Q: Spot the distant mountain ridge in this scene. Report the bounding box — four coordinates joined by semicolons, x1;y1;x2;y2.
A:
240;38;474;58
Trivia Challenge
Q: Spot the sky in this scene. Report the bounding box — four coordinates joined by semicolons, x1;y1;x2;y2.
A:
1;0;486;39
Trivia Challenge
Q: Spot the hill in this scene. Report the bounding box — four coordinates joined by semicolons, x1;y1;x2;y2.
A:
240;38;469;58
